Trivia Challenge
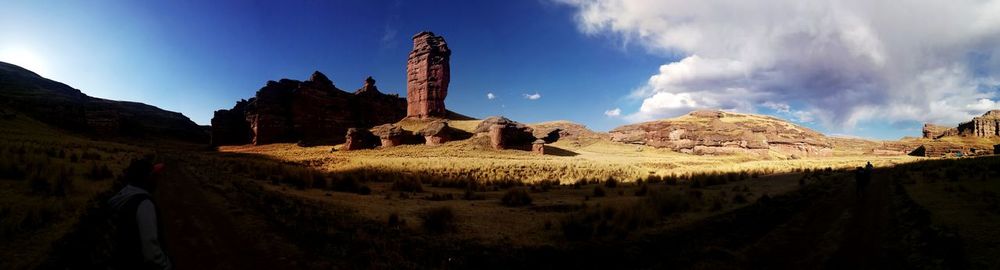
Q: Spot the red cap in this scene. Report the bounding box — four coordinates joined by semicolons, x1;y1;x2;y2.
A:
152;163;166;174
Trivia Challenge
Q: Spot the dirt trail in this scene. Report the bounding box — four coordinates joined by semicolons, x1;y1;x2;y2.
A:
743;172;893;269
153;157;299;269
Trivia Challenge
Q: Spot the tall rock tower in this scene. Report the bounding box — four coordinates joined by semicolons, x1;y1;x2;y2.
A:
406;32;451;119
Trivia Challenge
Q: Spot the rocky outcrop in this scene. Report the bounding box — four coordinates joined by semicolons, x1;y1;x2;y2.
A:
532;139;545;155
923;110;1000;140
211;100;251;145
211;72;407;145
406;32;450;119
0;61;208;142
958;110;1000;138
475;116;535;150
343;128;378;150
417;120;453;146
922;124;954;139
370;123;408;147
610;110;831;157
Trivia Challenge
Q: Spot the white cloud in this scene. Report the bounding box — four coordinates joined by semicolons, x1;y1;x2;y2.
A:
761;102;791;113
604;108;621;117
523;92;541;100
966;98;998;111
487;92;496;100
559;0;1000;129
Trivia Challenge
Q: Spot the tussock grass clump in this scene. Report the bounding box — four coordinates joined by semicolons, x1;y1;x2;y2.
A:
420;206;456;234
501;188;533;207
391;177;424;192
562;188;698;240
604;177;619;188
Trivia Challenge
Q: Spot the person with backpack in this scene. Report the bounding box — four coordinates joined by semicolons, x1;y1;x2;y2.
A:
108;158;172;270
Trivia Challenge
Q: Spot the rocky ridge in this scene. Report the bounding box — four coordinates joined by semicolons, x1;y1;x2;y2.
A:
211;73;406;145
610;110;832;157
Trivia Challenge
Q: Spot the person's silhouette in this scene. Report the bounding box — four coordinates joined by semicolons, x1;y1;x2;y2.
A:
108;158;172;270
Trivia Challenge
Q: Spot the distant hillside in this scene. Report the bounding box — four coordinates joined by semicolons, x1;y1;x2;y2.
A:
610;110;832;157
0;61;207;142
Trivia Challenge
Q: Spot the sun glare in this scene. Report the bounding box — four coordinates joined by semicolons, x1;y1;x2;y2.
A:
0;47;49;77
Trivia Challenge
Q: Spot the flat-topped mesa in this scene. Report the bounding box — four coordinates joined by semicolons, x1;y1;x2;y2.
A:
406;31;451;119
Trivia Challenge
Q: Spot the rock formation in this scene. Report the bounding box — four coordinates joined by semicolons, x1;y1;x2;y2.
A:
211;72;407;145
475;116;535;150
958;110;1000;137
532;139;545;155
406;32;450;119
370;123;408;147
610;110;832;157
922;124;953;139
343;128;378;150
923;110;1000;140
417;120;453;145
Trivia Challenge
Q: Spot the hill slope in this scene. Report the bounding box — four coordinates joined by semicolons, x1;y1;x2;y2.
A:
0;61;206;142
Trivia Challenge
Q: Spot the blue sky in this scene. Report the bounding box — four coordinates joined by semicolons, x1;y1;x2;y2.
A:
2;0;998;140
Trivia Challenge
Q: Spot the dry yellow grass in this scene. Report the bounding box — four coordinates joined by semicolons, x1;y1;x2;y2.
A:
220;132;921;184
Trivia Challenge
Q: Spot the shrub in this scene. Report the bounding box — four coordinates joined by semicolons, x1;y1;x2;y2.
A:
392;177;424;192
604;177;618;188
463;189;485;200
427;193;455;201
593;186;606;197
420;206;456;234
501;188;533;207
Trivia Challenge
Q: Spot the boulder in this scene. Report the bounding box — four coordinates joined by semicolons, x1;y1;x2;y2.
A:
476;116;535;150
532;139;545;155
417;120;452;145
343;128;378;150
370;124;408;147
406;32;451;119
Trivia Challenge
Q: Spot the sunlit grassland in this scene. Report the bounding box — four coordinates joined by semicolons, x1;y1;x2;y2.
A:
220;135;922;185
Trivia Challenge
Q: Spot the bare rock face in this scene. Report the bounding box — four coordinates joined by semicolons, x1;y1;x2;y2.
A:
417;120;452;145
476;116;535;150
343;128;377;150
406;32;450;119
922;123;954;139
610;110;831;157
957;110;1000;137
211;72;407;145
370;123;408;147
211;99;251;145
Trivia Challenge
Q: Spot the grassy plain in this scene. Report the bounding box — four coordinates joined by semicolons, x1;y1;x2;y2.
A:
0;114;146;269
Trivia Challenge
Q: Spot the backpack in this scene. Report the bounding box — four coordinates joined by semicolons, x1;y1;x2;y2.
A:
110;193;152;269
